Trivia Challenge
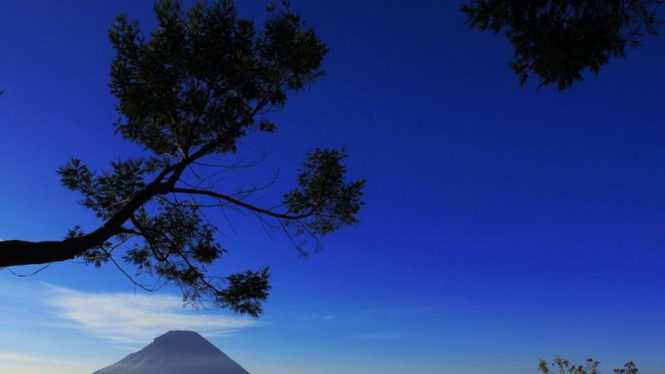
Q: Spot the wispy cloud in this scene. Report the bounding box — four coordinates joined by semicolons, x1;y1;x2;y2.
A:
45;285;259;345
0;351;83;366
290;312;335;322
348;333;417;341
349;306;434;321
0;352;44;362
0;352;100;374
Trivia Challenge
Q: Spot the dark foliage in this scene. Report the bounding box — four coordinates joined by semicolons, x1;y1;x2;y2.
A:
461;0;662;90
538;357;638;374
0;0;365;318
284;149;366;235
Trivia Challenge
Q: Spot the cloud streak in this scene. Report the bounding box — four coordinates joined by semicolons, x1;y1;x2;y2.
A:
0;352;44;362
349;333;417;341
45;285;259;345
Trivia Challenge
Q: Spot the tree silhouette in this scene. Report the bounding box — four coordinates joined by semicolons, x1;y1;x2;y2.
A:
461;0;662;90
538;357;638;374
0;0;365;317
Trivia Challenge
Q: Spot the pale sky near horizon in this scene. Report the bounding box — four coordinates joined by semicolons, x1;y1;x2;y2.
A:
2;1;665;374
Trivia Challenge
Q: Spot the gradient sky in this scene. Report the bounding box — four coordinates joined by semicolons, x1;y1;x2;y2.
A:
1;1;665;374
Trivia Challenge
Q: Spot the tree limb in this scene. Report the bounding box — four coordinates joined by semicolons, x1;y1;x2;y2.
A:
0;86;279;268
169;187;313;220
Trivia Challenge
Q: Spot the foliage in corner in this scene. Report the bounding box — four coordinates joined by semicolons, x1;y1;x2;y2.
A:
461;0;662;90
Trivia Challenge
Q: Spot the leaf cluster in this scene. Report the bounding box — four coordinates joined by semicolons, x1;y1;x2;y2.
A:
462;0;663;89
58;158;146;220
538;356;638;374
109;0;327;156
284;149;366;235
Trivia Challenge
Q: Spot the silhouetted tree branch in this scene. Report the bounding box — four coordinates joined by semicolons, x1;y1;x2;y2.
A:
0;0;365;317
170;188;314;220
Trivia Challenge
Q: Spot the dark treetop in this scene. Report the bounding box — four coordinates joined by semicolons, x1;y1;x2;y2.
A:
461;0;662;90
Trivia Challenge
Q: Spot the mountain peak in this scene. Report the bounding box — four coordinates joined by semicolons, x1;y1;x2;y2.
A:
156;330;207;343
92;331;250;374
163;330;201;336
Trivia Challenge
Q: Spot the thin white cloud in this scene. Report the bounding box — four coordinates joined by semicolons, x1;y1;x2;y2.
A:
45;285;259;345
0;352;44;362
0;358;98;374
0;352;84;367
349;333;417;341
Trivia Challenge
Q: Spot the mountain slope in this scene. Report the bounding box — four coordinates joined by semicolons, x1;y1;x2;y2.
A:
92;331;250;374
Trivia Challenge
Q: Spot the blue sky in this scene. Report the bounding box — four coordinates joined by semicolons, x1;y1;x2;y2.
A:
1;1;665;373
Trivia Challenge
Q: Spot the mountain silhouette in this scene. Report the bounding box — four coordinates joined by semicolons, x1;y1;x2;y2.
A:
92;331;250;374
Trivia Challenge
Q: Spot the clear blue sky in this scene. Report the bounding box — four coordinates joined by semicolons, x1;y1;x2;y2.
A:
1;1;665;373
